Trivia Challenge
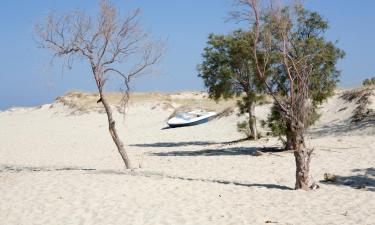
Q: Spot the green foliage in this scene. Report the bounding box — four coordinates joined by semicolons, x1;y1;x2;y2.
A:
307;108;321;126
266;103;321;137
236;94;264;116
198;30;263;105
237;119;262;139
296;8;344;106
237;120;252;138
269;7;344;105
198;30;266;138
264;7;344;136
362;77;375;86
266;104;287;137
198;30;263;138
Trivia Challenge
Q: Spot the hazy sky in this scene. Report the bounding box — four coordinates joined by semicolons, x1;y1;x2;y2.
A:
1;0;374;110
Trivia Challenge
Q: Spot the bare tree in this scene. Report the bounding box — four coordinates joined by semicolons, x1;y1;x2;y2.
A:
232;0;341;190
35;0;163;169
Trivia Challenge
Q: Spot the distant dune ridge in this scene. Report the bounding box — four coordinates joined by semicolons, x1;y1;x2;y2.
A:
0;87;374;225
48;86;375;135
50;91;241;116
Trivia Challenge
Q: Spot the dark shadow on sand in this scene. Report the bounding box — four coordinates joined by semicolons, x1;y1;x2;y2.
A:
0;164;292;190
132;141;217;148
131;138;253;148
308;119;375;137
88;169;294;190
150;146;285;157
0;165;96;173
320;168;375;192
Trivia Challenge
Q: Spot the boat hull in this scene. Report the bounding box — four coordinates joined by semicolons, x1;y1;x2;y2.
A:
166;110;217;128
167;117;210;128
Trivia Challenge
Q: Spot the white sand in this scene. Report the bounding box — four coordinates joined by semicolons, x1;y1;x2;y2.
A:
0;91;374;225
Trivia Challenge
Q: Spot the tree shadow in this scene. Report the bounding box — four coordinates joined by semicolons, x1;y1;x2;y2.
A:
320;168;375;192
0;164;96;173
91;169;294;190
131;138;252;148
308;120;375;137
0;164;293;191
132;141;217;148
150;146;285;157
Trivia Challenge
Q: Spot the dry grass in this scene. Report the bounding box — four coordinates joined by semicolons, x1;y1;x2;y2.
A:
52;91;240;116
52;91;275;120
340;86;375;123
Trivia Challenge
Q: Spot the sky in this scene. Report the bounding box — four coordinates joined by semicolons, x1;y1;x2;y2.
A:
0;0;374;110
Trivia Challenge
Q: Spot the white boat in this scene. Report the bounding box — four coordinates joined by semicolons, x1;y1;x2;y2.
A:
167;110;217;128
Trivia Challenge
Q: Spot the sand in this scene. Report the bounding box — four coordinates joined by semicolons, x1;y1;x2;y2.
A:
0;90;374;225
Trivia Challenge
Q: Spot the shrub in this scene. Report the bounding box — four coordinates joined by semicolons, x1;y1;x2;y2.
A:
362;77;375;86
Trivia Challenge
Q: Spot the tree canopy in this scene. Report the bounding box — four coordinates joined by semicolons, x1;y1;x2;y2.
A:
231;0;344;189
198;30;262;100
198;30;265;139
264;6;345;139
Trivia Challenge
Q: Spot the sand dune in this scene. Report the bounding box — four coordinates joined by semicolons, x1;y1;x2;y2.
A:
0;89;374;225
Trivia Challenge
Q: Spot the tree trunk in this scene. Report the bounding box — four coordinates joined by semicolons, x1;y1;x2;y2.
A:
285;122;293;150
294;147;312;190
285;134;293;150
248;100;258;140
290;123;312;190
98;86;133;169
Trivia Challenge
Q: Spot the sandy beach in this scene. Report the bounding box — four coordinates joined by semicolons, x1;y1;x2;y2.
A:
0;90;374;225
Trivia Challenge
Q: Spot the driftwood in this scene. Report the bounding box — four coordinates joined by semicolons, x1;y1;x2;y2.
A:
324;173;337;182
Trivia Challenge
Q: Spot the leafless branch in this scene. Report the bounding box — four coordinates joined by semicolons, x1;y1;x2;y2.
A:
35;0;164;169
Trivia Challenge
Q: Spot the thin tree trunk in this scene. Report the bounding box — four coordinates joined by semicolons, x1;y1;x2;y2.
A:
97;85;133;169
248;100;258;140
290;123;312;190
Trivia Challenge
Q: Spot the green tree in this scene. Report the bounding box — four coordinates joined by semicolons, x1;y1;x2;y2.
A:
265;7;345;150
198;30;264;139
233;0;344;189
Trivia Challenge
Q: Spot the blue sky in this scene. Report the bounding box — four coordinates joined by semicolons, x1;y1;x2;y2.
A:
0;0;374;110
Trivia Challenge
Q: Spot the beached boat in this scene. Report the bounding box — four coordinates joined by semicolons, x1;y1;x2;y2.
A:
167;110;217;128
